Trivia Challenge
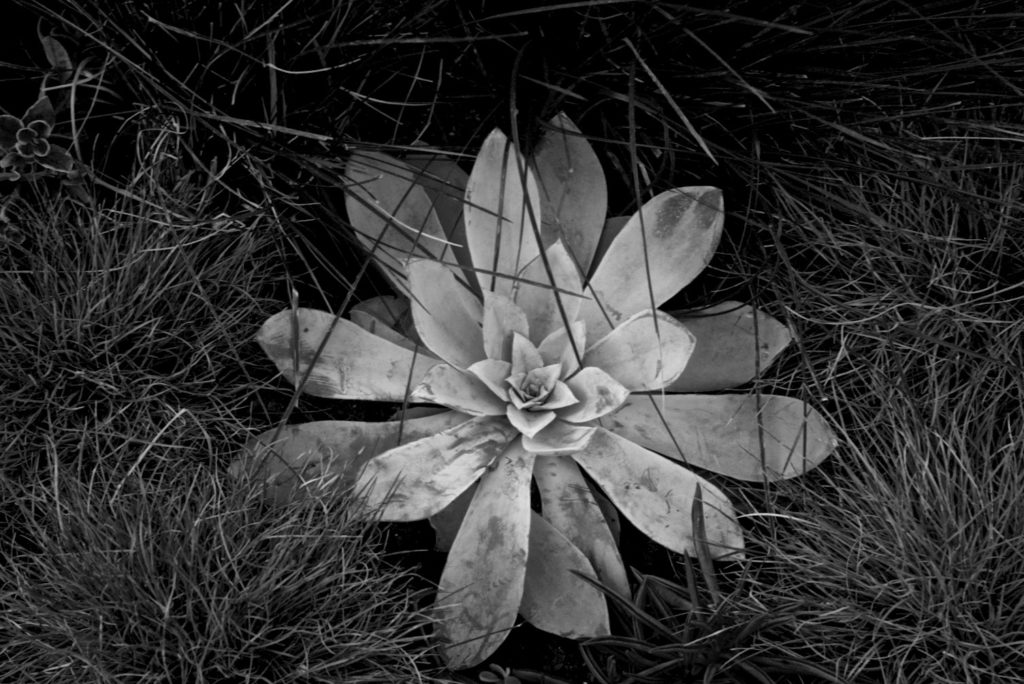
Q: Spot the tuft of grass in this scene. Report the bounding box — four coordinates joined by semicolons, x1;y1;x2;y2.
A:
0;138;290;476
0;97;450;680
737;143;1024;683
582;555;850;683
0;463;451;683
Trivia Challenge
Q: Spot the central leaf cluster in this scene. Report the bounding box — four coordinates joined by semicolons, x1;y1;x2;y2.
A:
405;270;638;456
476;332;579;438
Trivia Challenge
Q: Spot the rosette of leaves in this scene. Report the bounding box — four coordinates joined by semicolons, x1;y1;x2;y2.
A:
234;114;836;669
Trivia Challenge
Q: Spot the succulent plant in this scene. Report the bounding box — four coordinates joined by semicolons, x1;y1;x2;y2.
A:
235;113;836;669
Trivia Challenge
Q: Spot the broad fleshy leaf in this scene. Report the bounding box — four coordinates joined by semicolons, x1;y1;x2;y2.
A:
512;240;585;343
464;128;542;297
232;411;472;505
532;112;608;276
573;428;745;559
506;405;556;438
600;394;837;481
405;152;469;237
430;482;476;552
23;96;55;128
348;307;420;352
666;302;793;392
557;366;630;423
356;416;518;520
347;312;417;351
592;486;622;545
388;405;452;421
539;380;577;410
344;151;454;292
580;187;724;338
412;363;508;416
436;441;535;668
40;36;73;83
407;258;484;369
519;511;610;638
405;151;475;290
533;455;629;597
467;358;512;401
522;421;595;454
257;308;436;401
482;291;529;361
583;310;696;391
350;295;414;336
589;215;630;279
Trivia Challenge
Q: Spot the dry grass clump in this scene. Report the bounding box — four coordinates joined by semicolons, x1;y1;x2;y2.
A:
1;463;449;683
740;141;1024;683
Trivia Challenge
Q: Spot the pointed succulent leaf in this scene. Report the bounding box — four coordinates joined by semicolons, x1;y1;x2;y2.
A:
404;150;475;289
538;321;586;377
482;290;529;361
404;152;469;235
344;151;455;291
583;310;695;391
557;366;630;423
512;240;585;343
407;258;484;369
40;34;73;83
506;405;556;438
464;128;542;296
412;363;508;416
521;421;595;454
510;331;543;375
436;441;535;669
574;428;745;559
532;112;608;276
356;416;518;521
601;394;837;481
666;302;793;392
580;187;724;338
541;380;577;410
533;455;629;597
232;411;472;505
257;308;436;401
519;510;610;637
467;358;512;401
